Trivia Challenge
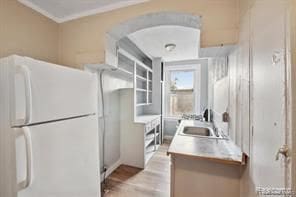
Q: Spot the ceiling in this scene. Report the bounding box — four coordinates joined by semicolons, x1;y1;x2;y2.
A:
18;0;149;23
128;25;200;62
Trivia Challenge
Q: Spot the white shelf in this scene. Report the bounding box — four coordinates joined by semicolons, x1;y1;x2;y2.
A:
136;75;147;81
136;103;153;107
155;132;160;138
145;142;160;164
146;144;160;153
145;135;155;147
136;103;147;107
117;67;133;76
136;88;147;92
118;48;153;72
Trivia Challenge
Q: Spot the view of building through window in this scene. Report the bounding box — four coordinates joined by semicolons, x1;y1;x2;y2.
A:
168;70;195;117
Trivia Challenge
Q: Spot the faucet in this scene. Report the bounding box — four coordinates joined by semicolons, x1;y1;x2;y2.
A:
212;122;220;137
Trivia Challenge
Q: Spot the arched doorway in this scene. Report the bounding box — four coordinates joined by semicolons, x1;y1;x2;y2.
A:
104;11;201;66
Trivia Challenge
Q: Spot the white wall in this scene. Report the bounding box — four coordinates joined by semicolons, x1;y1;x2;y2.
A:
228;49;239;144
209;57;230;135
213;76;229;134
97;71;132;171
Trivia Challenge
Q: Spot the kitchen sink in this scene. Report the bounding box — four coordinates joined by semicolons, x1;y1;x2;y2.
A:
178;125;222;138
183;126;212;136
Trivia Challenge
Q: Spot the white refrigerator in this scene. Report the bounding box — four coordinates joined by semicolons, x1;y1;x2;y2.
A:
0;55;101;197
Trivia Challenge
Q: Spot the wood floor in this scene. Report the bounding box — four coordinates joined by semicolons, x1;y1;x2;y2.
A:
103;143;171;197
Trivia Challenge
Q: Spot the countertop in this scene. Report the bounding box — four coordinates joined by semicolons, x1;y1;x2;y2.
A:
134;114;161;124
167;120;245;165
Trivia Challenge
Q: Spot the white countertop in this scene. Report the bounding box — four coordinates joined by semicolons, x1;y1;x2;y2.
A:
168;120;246;165
134;114;161;124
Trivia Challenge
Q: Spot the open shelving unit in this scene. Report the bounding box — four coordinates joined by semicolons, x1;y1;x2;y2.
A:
117;52;134;76
118;48;161;169
144;123;161;164
120;88;161;168
117;48;153;107
135;62;153;107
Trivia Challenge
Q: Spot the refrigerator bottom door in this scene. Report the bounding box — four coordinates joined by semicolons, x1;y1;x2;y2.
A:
15;115;100;197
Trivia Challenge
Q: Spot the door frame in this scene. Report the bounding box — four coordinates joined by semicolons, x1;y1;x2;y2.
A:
287;0;295;192
248;0;293;191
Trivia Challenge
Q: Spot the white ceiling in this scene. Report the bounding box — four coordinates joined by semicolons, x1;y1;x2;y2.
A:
18;0;149;23
128;25;200;62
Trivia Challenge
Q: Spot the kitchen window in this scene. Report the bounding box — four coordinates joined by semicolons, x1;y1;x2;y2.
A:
164;64;201;118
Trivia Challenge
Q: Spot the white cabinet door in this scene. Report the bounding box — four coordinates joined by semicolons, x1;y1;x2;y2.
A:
15;115;100;197
251;0;289;189
10;55;97;127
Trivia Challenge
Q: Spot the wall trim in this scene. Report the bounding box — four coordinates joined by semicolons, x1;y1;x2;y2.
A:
18;0;60;23
164;135;174;141
100;158;122;182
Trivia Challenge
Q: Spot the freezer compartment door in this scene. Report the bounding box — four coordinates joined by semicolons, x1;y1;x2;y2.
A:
10;55;97;127
15;115;100;197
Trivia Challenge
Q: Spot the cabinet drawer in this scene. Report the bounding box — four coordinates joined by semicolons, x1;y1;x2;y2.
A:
145;122;152;132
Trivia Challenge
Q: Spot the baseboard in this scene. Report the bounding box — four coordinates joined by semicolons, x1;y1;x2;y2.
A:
100;158;122;181
164;135;174;141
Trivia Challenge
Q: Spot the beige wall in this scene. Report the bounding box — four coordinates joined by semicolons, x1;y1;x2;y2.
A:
238;0;255;19
59;0;239;68
0;0;59;63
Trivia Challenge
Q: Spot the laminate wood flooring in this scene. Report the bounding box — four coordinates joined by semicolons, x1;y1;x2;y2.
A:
103;142;171;197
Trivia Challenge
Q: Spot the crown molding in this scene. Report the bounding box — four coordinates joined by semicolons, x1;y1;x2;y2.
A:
18;0;60;22
18;0;150;23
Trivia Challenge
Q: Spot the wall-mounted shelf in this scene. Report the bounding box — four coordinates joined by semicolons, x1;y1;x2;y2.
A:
118;48;161;169
116;67;133;78
136;75;147;81
117;52;134;76
136;103;148;107
117;48;153;108
136;88;147;92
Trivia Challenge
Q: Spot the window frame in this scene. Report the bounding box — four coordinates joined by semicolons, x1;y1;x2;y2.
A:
164;64;201;119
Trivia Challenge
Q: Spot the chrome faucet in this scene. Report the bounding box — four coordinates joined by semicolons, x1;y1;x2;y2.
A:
212;122;220;137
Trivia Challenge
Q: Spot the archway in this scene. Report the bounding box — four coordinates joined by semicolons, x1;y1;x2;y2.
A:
104;11;201;65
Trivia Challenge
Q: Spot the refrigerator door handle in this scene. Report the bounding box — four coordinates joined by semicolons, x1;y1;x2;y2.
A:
17;127;33;191
15;65;33;125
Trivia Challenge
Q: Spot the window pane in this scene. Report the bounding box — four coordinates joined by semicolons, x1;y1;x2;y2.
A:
168;70;194;116
170;71;194;90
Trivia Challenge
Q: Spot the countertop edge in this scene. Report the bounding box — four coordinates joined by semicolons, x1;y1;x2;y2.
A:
167;150;245;166
167;120;246;166
134;114;161;124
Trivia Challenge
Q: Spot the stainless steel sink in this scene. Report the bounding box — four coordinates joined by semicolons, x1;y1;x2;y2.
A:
178;125;222;138
183;126;212;136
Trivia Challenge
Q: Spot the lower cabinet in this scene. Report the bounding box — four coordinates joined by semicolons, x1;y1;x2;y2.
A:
120;88;161;169
120;116;161;168
170;155;241;197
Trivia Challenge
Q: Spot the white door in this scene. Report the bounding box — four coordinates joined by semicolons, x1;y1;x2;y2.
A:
10;55;97;127
251;0;290;190
15;115;100;197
